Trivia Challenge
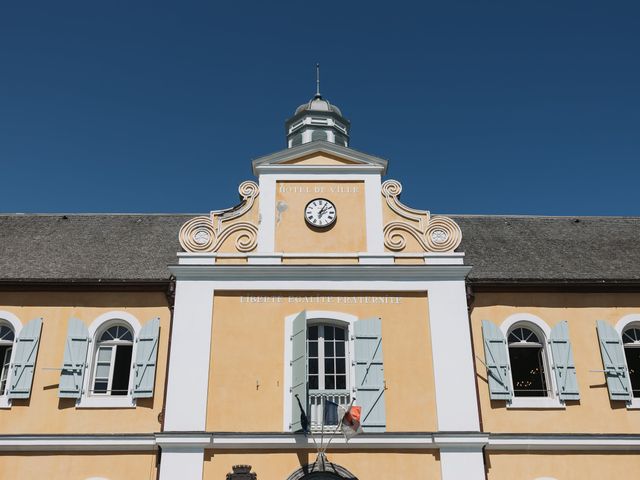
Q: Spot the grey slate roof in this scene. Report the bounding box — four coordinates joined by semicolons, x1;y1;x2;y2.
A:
0;214;639;285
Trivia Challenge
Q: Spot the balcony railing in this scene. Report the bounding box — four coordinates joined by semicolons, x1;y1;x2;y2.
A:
308;389;351;432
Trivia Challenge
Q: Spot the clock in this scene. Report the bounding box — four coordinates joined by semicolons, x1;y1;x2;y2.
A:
304;198;337;228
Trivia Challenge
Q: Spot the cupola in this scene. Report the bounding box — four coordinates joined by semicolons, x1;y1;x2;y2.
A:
285;65;351;148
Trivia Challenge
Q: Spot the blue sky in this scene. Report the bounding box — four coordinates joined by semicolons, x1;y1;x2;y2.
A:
1;1;638;215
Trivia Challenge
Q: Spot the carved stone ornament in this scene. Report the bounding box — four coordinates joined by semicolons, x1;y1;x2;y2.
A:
226;464;257;480
179;181;259;253
381;179;462;253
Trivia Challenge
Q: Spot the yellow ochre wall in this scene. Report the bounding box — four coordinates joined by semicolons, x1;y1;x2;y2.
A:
207;291;436;432
471;292;640;433
203;450;441;480
486;451;640;480
0;452;157;480
274;181;366;253
0;291;169;434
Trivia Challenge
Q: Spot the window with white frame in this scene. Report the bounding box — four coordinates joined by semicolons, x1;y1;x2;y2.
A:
90;324;134;396
622;325;640;398
507;324;551;398
0;324;14;396
307;323;350;429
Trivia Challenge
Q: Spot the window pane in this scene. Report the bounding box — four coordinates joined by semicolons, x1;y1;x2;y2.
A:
0;326;14;342
335;328;345;340
624;346;640;398
93;380;108;394
336;375;346;390
309;375;318;390
121;329;133;342
97;346;112;362
509;346;547;397
111;345;133;396
308;341;318;357
325;341;334;357
309;358;318;375
335;342;345;357
325;376;335;389
336;358;346;374
325;359;334;374
308;326;318;340
95;363;110;378
324;327;334;340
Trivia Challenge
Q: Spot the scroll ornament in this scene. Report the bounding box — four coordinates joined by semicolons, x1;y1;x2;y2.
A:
381;179;462;252
179;181;259;253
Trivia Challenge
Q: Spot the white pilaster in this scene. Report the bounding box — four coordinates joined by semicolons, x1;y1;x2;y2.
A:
427;280;480;431
159;447;205;480
364;174;384;253
257;174;276;253
440;448;486;480
163;280;215;431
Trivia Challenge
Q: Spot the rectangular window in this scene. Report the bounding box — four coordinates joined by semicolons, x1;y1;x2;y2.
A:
0;346;12;395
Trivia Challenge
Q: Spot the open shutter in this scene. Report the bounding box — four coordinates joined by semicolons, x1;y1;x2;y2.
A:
133;318;160;399
549;321;580;401
59;318;90;399
7;317;43;399
290;311;308;432
481;320;513;401
596;320;632;402
354;317;386;432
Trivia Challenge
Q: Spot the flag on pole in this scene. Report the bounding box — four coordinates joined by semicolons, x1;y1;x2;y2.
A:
338;404;362;440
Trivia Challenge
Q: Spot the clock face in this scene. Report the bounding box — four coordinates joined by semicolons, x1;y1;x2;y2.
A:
305;198;337;228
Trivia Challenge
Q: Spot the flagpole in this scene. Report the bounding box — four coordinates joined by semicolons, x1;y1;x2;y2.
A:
295;393;320;452
319;395;326;454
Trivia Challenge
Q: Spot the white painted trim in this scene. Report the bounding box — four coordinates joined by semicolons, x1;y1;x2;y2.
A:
0;434;156;451
428;281;481;431
163;281;215;431
283;310;359;431
257;174;276;253
615;314;640;336
500;313;563;408
158;447;204;480
440;448;486;480
256;165;385;175
0;311;22;409
77;311;142;409
364;174;384;253
487;434;640;451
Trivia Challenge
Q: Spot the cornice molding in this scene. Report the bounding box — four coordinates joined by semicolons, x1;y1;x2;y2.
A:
168;264;472;282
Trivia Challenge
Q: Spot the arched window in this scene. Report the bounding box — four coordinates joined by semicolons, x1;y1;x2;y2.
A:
0;324;15;395
507;324;550;397
307;323;350;430
91;324;134;396
622;325;640;398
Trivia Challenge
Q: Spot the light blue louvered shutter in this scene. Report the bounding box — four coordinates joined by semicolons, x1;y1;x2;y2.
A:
133;318;160;399
481;320;513;401
59;318;90;399
596;320;632;402
549;321;580;401
290;311;308;432
7;317;43;399
354;317;386;432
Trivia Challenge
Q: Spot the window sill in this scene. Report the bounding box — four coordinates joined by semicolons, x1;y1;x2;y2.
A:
0;397;10;409
507;397;565;409
76;396;136;409
626;398;640;410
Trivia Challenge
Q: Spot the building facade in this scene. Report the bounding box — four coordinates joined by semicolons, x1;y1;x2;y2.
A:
1;92;639;479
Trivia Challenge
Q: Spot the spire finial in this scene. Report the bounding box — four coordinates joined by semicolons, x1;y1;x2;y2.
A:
315;63;321;98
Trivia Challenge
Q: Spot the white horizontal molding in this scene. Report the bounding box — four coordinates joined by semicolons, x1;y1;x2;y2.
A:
0;434;155;451
155;433;212;449
169;264;472;283
255;165;385;175
488;434;640;451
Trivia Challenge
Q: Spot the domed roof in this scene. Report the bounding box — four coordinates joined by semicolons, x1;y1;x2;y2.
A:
295;95;343;117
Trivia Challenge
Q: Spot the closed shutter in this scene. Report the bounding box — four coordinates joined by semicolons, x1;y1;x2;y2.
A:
133;318;160;399
59;318;90;399
596;320;632;402
549;321;580;401
7;317;43;399
290;311;308;432
481;320;513;400
354;317;386;432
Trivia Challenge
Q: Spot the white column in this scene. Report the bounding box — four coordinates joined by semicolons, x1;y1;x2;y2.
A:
163;280;215;431
428;280;480;431
257;174;276;253
364;174;384;253
440;448;485;480
159;447;205;480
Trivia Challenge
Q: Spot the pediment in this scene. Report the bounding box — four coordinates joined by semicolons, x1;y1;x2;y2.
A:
252;141;388;174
